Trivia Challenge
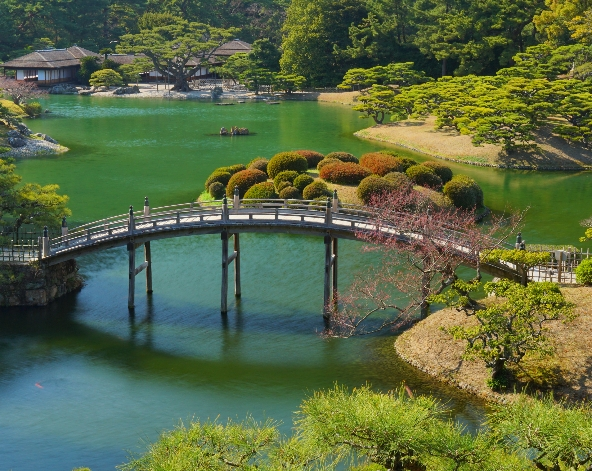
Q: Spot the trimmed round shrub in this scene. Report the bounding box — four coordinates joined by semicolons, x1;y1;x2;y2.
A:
218;164;246;175
406;165;443;188
294;150;325;168
205;170;231;190
422;161;453;184
415;186;454;210
208;182;226;199
384;172;413;191
248;158;269;174
267;152;308;179
279;186;302;199
357;176;396;205
244;182;277;199
303;181;331;200
576;258;592;285
379;152;418;171
360;153;406;176
273;170;300;190
277;181;292;192
317;158;340;171
325;152;359;163
226;169;267;197
320;162;371;185
293;174;315;192
443;175;483;210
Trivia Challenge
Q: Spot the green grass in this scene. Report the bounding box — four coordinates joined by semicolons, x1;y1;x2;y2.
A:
0;99;26;118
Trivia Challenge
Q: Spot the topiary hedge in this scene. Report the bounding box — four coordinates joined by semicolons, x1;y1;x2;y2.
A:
415;186;454;210
277;181;292;192
293;174;315;192
357;176;396;205
405;165;443;188
279;186;302;199
273;170;300;190
248;158;269;174
267;152;308;179
576;258;592;285
442;175;483;210
384;172;413;191
294;150;325;168
319;162;371;185
244;182;278;199
379;152;417;171
208;182;226;199
422;161;453;184
218;164;246;175
303;181;331;200
226;169;268;197
205;170;232;190
325;152;359;163
317;158;340;171
360;153;406;176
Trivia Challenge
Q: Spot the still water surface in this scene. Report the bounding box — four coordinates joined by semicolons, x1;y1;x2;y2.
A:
1;97;590;471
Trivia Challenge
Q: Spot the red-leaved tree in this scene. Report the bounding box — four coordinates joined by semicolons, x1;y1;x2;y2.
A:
326;188;520;337
0;77;46;106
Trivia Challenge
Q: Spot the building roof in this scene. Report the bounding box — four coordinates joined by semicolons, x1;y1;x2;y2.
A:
212;39;252;57
1;46;99;69
106;53;146;65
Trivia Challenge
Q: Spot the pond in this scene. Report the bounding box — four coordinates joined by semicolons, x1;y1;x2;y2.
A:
1;96;590;471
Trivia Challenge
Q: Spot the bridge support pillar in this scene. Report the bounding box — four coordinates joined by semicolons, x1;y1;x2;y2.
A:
323;235;338;319
128;241;152;309
145;241;153;294
221;231;241;314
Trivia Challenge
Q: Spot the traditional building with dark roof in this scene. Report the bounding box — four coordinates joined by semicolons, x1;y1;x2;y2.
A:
1;47;99;85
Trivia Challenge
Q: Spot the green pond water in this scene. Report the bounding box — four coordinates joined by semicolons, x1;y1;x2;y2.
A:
1;96;590;471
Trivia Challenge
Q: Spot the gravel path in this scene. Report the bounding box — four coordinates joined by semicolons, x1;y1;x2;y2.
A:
4;138;68;158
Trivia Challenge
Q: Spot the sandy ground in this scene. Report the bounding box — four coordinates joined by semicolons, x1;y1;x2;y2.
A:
357;116;592;170
395;286;592;403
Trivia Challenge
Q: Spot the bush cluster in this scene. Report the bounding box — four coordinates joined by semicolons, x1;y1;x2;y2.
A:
248;158;269;174
22;102;42;117
226;169;267;197
208;182;226;199
244;182;277;199
267;152;308;179
405;165;443;188
279;186;301;199
422;161;453;183
205;170;231;190
293;174;314;192
384;172;413;191
317;158;340;171
443;175;484;209
325;152;359;163
277;181;292;192
319;162;371;185
303;181;331;200
294;150;325;168
415;186;454;209
273;170;300;190
378;152;418;171
360;153;406;176
357;176;396;204
576;259;592;285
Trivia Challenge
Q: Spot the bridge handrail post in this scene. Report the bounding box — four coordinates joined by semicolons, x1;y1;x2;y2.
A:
128;205;135;234
332;190;339;213
38;236;42;261
61;217;68;247
42;226;50;258
144;196;150;221
233;186;240;211
325;198;332;225
222;195;228;221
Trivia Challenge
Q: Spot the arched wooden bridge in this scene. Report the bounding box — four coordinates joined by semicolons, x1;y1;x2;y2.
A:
29;194;521;315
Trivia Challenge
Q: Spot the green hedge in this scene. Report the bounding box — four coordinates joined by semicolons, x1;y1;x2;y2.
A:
273;170;300;190
267;152;308;178
576;259;592;285
325;152;359;163
405;165;443;188
226;169;268;197
357;176;395;205
244;182;278;199
218;164;247;175
442;175;484;210
319;162;371;185
303;181;331;200
279;186;302;199
248;158;269;174
205;170;231;190
317;158;340;171
384;172;413;191
208;182;226;199
293;174;315;192
277;181;292;192
295;150;325;168
422;161;453;184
